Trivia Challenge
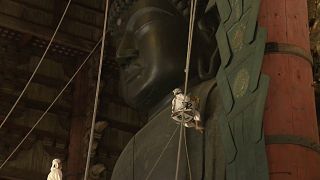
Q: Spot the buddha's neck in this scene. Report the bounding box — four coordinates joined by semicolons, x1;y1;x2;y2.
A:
147;91;172;120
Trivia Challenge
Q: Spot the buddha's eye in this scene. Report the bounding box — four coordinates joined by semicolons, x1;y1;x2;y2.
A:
117;49;139;60
118;57;136;70
120;61;130;69
116;49;139;69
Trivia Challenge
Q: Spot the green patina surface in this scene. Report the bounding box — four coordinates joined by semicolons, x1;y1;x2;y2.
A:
215;0;269;179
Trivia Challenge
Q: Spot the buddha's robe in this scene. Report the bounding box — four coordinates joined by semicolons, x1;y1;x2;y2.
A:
111;79;225;180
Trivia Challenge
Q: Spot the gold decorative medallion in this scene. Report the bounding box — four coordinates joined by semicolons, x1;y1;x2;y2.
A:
233;68;250;98
230;23;246;52
231;0;241;20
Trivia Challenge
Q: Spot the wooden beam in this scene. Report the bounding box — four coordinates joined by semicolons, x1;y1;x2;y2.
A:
0;116;68;160
18;33;32;48
10;0;104;26
0;121;68;142
18;72;70;92
15;75;126;108
12;68;70;90
68;0;105;13
0;102;68;123
0;75;126;115
0;0;102;42
0;91;71;115
0;12;95;52
0;134;68;158
52;0;65;27
0;167;47;180
0;129;37;152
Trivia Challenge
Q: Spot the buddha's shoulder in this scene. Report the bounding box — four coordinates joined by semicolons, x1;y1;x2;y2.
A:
191;78;217;92
190;78;221;110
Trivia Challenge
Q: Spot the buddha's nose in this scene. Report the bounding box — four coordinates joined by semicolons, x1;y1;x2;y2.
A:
117;33;138;57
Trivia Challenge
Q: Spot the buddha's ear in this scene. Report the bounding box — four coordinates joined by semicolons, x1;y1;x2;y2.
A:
197;47;220;80
195;5;220;81
197;3;219;40
204;0;216;13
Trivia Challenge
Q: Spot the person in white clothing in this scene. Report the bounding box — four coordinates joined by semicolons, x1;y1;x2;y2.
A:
171;88;204;133
47;159;63;180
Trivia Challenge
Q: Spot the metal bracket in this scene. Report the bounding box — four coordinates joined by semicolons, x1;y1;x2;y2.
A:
265;42;313;66
265;135;320;154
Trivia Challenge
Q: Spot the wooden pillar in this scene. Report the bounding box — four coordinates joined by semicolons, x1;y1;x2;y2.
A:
259;0;320;179
67;65;89;179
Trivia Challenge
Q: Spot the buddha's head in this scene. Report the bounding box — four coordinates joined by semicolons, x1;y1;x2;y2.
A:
109;0;220;111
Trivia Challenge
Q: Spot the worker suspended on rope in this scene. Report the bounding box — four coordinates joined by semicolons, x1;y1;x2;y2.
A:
47;159;63;180
171;88;204;133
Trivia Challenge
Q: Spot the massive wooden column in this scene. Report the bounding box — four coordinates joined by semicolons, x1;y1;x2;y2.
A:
259;0;320;179
67;65;89;179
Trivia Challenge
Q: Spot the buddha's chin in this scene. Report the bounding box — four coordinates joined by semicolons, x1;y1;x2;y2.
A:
125;99;148;111
122;84;167;111
121;74;185;111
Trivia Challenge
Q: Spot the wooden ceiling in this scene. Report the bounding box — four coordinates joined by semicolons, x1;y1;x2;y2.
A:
0;0;102;51
0;0;145;179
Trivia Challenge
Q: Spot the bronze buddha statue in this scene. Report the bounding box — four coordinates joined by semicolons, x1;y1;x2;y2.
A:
108;0;269;179
109;0;219;111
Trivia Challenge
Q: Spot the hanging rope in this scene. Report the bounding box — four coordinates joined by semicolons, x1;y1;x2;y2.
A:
83;0;110;179
175;0;198;179
0;0;72;129
0;38;102;170
145;126;179;180
184;125;192;179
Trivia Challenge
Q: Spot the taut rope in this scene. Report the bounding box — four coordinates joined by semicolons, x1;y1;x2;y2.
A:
0;0;72;129
175;0;198;179
83;0;110;179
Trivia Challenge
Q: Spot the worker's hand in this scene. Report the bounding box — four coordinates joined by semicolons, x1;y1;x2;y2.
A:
195;126;204;134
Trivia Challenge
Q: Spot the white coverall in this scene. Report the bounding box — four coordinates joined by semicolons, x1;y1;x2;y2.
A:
171;93;201;128
47;159;62;180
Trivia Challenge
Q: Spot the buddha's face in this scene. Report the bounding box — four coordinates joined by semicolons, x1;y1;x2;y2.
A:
114;0;194;110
